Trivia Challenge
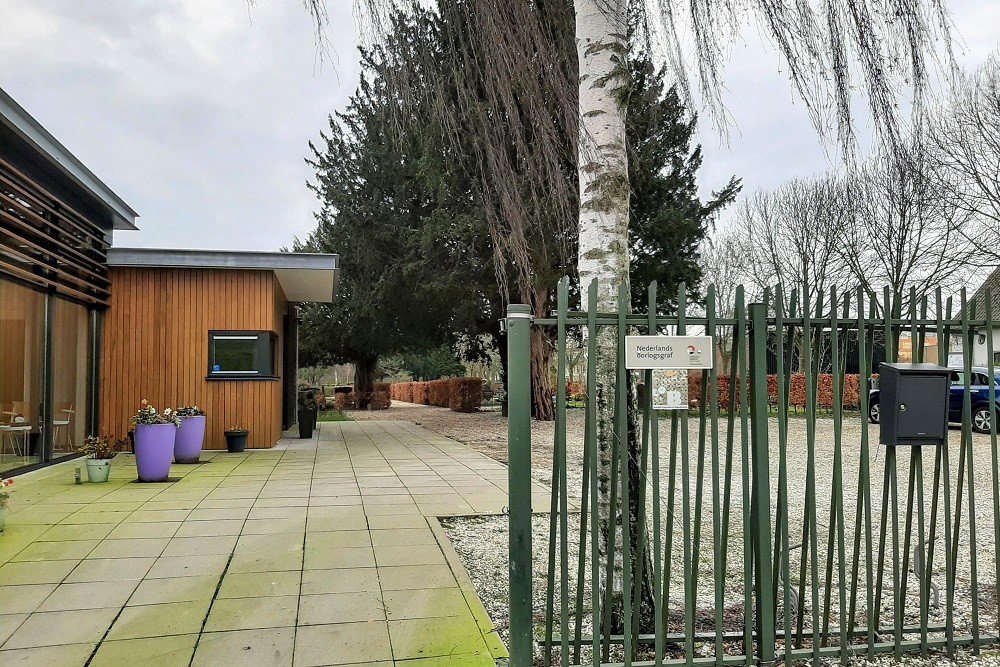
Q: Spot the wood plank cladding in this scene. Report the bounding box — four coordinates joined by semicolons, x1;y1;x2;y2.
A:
100;266;288;449
0;156;111;305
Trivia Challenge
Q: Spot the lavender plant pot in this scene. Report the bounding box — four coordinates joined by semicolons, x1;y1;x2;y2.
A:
134;423;175;482
175;416;206;464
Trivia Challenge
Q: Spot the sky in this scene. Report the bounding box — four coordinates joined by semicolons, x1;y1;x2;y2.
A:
0;1;997;252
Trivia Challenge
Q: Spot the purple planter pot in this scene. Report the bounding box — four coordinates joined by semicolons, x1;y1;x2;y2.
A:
134;423;175;482
175;416;206;464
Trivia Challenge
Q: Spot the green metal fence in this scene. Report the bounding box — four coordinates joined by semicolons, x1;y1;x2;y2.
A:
507;278;1000;667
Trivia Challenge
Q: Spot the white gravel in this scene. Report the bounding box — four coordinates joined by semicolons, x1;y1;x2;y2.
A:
353;402;1000;665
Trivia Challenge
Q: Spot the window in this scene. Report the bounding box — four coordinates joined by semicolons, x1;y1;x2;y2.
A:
208;331;276;379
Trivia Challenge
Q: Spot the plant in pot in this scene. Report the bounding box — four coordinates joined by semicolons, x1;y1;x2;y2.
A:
224;424;249;453
174;406;206;464
78;435;129;483
131;400;180;482
0;475;14;534
297;388;317;438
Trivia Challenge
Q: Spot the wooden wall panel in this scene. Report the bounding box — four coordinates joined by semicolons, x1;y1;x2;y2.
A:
100;267;284;449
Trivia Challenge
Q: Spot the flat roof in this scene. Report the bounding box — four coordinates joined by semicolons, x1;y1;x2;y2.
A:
0;87;138;230
107;248;339;302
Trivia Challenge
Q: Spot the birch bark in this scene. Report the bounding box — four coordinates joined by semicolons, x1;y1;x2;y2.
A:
575;0;648;632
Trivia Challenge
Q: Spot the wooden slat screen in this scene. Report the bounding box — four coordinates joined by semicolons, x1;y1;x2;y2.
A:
100;266;287;449
0;156;111;305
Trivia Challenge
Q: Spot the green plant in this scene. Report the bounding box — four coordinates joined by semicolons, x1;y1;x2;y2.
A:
79;435;129;459
226;424;248;433
176;406;205;417
132;400;181;427
298;389;318;412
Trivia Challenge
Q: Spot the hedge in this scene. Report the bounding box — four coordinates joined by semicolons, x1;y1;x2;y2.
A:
686;373;863;409
389;378;483;411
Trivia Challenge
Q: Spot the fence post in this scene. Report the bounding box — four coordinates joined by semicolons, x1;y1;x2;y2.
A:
748;302;776;665
507;304;534;667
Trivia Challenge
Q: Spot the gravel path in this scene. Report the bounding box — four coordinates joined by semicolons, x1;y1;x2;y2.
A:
352;402;1000;665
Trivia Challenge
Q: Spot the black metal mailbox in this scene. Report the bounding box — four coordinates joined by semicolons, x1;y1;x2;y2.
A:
879;362;950;446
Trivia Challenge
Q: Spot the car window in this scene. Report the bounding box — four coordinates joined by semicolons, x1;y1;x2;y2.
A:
951;371;965;385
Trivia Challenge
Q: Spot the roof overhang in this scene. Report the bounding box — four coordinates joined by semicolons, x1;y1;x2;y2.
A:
0;87;138;230
107;248;339;302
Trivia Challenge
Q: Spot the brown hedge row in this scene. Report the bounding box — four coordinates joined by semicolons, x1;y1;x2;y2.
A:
390;378;483;411
685;373;863;409
371;383;391;410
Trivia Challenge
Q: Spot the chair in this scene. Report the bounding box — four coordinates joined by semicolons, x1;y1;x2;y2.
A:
52;402;75;450
2;401;32;460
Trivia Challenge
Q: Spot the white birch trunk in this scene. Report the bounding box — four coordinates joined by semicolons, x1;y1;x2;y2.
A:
575;0;631;630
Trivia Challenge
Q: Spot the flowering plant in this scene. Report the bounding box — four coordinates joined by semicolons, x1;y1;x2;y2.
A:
79;435;129;459
0;476;14;509
226;424;249;433
132;400;181;427
176;406;205;417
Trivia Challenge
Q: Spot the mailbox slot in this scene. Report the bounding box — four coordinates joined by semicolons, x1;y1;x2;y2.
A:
879;362;950;447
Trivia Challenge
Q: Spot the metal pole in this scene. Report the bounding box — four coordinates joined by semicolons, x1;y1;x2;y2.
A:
507;303;534;667
748;302;776;664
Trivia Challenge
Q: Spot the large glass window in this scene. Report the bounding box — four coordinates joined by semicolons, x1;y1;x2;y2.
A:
0;278;45;471
208;331;276;379
52;298;90;456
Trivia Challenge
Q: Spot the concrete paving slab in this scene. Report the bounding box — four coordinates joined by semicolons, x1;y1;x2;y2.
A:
0;421;520;665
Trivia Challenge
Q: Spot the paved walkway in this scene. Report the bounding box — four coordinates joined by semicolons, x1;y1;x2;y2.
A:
0;421;546;666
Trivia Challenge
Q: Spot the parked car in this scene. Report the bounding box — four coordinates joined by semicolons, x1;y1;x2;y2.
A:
299;387;328;411
868;367;1000;433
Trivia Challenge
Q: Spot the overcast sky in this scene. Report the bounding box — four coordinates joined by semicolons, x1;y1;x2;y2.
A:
0;1;996;252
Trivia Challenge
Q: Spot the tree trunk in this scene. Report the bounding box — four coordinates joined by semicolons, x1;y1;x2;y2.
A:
354;356;378;409
575;0;653;636
530;326;555;421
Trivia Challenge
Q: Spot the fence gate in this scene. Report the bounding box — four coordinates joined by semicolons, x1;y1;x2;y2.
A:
506;278;1000;667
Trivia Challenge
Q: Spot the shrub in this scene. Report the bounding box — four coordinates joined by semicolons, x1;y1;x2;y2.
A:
335;392;356;411
413;382;429;405
428;379;450;407
449;377;483;412
566;382;587;402
372;383;391;410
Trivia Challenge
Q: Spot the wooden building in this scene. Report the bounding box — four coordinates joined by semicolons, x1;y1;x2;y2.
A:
100;249;337;450
1;86;338;473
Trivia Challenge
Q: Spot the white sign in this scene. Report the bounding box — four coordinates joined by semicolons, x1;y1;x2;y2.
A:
651;369;689;410
625;335;714;370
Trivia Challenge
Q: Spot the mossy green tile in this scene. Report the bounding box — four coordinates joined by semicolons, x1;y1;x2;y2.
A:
36;523;115;542
106;521;181;539
303;546;375;570
192;627;295;666
9;539;99;562
203;595;298;631
0;642;96;666
64;557;154;583
58;510;132;524
4;607;118;649
106;600;211;640
373;544;446;568
216;571;300;599
0;583;58;614
161;535;238;557
128;575;219;605
146;554;229;579
0;559;80;585
90;633;198;667
376;564;457;591
293;621;392;666
37;579;139;612
300;567;379;595
388;616;490;660
89;537;170;559
382;587;470;621
298;590;385;625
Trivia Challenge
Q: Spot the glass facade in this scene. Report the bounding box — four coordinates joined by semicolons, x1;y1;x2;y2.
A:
52;298;90;456
0;277;94;473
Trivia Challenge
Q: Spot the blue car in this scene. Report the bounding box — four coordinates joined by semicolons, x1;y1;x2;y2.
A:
868;367;1000;434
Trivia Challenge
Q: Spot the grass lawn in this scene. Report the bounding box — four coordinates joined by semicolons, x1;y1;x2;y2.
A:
317;409;352;422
